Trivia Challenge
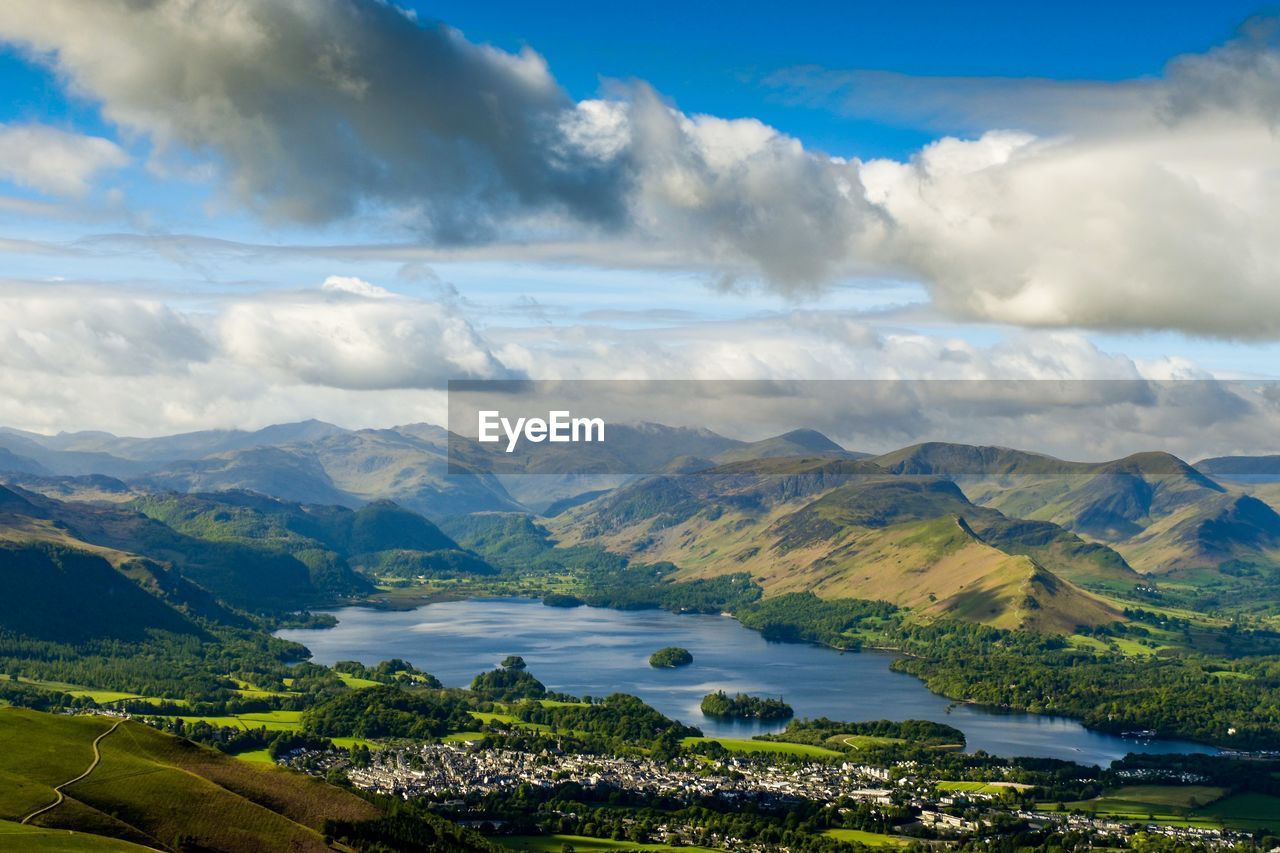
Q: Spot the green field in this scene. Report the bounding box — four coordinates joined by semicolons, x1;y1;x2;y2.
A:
0;708;379;851
500;834;719;852
823;828;910;847
1040;784;1239;829
938;780;1031;796
825;734;905;750
681;736;842;758
443;730;488;742
14;678;145;705
335;672;382;689
171;709;305;732
1196;792;1280;831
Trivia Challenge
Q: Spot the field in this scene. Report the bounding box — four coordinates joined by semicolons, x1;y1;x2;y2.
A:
0;708;379;851
825;734;905;750
1037;788;1280;832
14;678;146;705
170;709;304;732
680;736;843;758
1195;792;1280;831
823;828;911;847
938;780;1032;796
500;834;719;852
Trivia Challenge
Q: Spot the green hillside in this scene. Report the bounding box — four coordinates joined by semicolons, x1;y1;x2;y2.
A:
0;543;202;643
0;707;379;851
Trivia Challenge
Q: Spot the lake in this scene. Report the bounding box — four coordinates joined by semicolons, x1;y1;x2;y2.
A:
278;597;1217;766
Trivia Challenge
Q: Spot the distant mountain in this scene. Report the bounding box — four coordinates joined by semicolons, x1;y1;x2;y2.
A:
137;446;356;506
0;444;46;475
5;420;1277;597
0;429;146;478
7;419;347;463
864;443;1275;579
550;457;1131;633
1196;454;1280;483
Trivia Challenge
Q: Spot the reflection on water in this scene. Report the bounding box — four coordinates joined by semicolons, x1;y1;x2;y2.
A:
278;597;1217;766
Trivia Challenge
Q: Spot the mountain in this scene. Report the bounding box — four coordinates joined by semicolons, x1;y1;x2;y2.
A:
1196;454;1280;483
0;484;371;613
711;428;862;464
0;445;45;475
138;446;357;507
866;443;1279;580
6;419;347;463
550;458;1131;633
304;427;524;517
132;490;488;583
0;430;146;478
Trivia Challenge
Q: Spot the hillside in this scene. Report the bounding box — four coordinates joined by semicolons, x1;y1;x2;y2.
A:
550;461;1129;633
133;490;491;582
0;543;203;642
0;484;370;613
0;708;379;852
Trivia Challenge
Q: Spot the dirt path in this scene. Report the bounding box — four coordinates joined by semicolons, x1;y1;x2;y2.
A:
20;718;123;825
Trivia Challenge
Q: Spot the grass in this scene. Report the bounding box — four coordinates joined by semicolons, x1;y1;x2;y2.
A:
499;834;719;852
443;731;488;742
14;678;145;705
335;672;382;689
330;737;376;750
0;819;155;851
170;710;304;732
1038;784;1235;829
823;828;910;847
680;736;842;758
937;780;1030;796
231;678;297;698
1196;792;1280;831
233;748;275;764
0;708;115;817
0;708;379;851
825;734;904;751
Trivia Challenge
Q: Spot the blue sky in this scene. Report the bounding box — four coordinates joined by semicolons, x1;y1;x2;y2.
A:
0;1;1277;436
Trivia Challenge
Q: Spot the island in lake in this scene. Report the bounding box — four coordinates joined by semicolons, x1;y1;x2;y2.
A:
700;690;793;720
648;646;693;668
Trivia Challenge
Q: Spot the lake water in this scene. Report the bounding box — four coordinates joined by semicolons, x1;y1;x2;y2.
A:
278;597;1217;766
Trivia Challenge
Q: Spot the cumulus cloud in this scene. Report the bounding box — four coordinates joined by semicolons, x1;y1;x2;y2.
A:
0;289;209;375
0;124;127;196
218;276;508;389
1;2;1279;337
0;0;879;288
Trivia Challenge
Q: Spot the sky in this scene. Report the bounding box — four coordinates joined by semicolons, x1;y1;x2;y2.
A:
0;0;1278;441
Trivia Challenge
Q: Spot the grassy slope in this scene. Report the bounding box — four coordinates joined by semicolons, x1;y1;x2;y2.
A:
554;483;1121;633
0;820;156;851
0;708;378;852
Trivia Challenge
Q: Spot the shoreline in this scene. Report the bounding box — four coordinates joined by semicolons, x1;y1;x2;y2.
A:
281;592;1226;761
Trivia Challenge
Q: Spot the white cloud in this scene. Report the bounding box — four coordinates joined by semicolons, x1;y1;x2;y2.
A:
0;124;127;196
0;289;209;375
218;277;508;389
0;1;1279;341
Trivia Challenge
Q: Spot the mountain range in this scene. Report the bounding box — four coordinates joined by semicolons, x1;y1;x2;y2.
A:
2;421;1279;636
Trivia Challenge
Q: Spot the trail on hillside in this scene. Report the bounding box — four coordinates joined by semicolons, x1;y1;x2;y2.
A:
20;717;123;825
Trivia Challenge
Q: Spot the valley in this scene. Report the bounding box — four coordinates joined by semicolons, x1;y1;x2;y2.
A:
2;420;1280;850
